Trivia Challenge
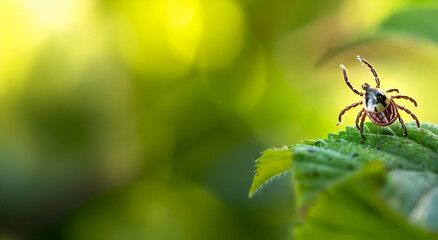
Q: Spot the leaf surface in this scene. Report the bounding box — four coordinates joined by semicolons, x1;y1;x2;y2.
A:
295;162;438;240
249;122;438;234
249;148;292;197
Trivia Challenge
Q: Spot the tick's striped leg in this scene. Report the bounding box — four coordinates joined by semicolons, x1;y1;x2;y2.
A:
360;110;367;142
393;95;418;107
356;109;365;131
336;101;363;126
387;88;399;94
396;104;425;132
357;55;380;88
396;103;420;128
398;115;408;137
340;64;364;96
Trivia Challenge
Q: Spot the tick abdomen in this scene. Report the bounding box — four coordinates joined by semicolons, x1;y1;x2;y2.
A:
367;99;398;126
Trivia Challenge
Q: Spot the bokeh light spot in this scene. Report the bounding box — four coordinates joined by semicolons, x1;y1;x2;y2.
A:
166;0;202;66
195;0;245;69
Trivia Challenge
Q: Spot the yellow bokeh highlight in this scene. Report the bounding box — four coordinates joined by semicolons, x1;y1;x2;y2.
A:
20;0;85;32
109;0;244;80
166;0;202;66
0;0;96;95
0;1;44;95
195;0;244;69
108;0;193;79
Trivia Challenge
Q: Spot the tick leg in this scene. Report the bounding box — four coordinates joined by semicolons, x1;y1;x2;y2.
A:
340;64;364;96
357;55;380;88
359;110;367;142
387;88;399;93
398;115;408;137
355;109;365;131
336;101;363;126
392;95;418;107
396;103;421;129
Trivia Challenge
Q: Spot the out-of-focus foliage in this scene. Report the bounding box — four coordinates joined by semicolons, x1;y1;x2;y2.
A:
1;0;438;239
379;8;438;44
296;162;438;240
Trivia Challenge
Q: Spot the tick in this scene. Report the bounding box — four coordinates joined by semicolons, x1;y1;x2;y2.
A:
336;56;424;141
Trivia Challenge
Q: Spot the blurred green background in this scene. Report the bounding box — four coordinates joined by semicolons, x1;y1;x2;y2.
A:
1;0;438;239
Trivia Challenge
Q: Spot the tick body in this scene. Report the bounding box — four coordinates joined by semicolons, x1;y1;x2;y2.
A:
366;99;398;126
336;56;424;141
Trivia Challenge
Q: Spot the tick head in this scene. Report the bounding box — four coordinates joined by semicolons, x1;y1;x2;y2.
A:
362;83;372;91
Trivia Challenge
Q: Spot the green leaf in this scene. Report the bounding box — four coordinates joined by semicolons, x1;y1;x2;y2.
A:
385;170;438;232
249;122;438;234
295;162;438;240
292;122;438;205
315;36;381;67
249;148;293;197
317;7;438;65
380;8;438;43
